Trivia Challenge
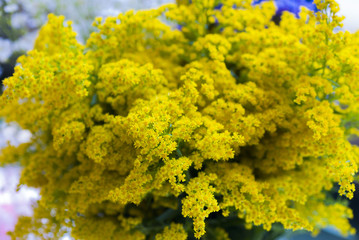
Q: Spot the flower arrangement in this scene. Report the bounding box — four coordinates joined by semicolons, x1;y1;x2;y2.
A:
1;0;359;239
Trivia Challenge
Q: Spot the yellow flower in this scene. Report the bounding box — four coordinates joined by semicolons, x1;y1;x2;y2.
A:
1;0;358;239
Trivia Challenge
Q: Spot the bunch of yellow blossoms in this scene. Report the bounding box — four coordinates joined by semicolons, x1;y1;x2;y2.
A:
1;0;359;239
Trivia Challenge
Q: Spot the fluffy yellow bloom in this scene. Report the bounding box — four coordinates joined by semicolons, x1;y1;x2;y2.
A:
155;223;187;240
1;0;359;239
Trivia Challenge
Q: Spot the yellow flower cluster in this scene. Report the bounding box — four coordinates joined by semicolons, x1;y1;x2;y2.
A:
182;173;220;238
1;0;359;239
155;223;187;240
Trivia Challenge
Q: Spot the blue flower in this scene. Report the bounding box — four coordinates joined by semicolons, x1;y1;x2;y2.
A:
214;3;223;10
253;0;318;17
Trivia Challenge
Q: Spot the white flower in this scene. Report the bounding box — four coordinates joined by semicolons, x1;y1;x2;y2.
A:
0;38;12;62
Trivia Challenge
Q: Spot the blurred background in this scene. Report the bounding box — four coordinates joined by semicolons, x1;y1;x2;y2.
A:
0;0;358;239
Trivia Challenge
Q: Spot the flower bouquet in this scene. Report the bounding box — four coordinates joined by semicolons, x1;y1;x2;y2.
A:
1;0;359;239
